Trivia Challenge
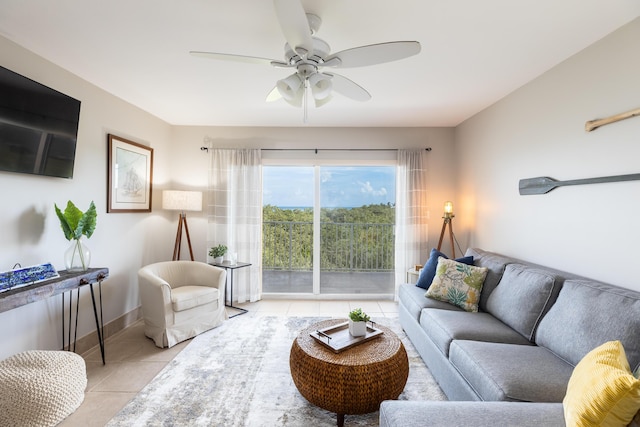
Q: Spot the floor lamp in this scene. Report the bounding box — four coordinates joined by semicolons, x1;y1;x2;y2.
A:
162;190;203;261
436;201;456;258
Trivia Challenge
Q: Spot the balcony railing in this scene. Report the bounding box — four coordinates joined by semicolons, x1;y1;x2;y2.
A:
263;221;395;272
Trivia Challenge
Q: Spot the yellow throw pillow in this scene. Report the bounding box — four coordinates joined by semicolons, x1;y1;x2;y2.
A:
563;341;640;427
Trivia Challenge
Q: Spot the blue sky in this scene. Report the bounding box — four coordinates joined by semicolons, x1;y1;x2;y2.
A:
263;166;396;208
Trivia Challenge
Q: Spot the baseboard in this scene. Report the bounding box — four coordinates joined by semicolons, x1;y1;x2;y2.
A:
72;306;142;356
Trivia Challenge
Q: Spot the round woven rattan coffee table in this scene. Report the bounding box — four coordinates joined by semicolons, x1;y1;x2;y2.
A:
290;319;409;426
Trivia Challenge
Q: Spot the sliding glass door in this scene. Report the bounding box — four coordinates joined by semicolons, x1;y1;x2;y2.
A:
318;166;395;294
262;166;314;293
263;163;396;296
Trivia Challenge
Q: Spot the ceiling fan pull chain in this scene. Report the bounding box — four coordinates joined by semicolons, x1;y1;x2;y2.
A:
303;78;308;123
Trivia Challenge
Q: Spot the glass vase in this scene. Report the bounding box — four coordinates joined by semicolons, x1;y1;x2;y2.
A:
64;238;91;272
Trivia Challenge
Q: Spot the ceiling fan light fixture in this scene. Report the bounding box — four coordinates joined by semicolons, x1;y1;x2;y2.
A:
284;87;304;108
309;72;332;100
277;73;303;101
314;94;333;108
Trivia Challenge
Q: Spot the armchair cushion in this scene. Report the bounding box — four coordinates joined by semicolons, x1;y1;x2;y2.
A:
171;286;219;312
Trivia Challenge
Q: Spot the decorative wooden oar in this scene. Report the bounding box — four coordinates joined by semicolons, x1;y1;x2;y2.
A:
585;107;640;132
519;173;640;195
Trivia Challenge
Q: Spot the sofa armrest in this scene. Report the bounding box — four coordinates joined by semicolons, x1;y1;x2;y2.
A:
379;401;565;427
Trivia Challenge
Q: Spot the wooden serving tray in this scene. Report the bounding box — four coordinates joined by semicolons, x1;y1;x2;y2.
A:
310;321;383;353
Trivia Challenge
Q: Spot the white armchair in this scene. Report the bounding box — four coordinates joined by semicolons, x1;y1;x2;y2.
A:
138;261;227;348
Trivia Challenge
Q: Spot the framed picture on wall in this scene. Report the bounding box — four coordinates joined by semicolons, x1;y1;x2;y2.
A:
107;134;154;213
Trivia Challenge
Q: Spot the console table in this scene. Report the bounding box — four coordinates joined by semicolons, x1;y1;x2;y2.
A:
0;268;109;364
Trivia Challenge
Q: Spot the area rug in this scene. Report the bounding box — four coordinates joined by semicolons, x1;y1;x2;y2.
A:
107;315;446;426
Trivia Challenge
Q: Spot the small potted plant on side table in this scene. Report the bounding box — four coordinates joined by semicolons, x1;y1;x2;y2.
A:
348;308;370;337
209;244;227;264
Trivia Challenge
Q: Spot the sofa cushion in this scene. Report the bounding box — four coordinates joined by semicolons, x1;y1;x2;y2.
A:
420;309;531;357
379;401;566;427
416;248;474;289
485;264;559;342
398;283;463;322
171;286;219;312
563;340;640;427
536;279;640;371
449;340;573;402
465;248;510;312
426;257;488;312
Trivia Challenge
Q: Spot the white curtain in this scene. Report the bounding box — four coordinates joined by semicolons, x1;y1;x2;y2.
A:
208;149;262;303
394;149;429;298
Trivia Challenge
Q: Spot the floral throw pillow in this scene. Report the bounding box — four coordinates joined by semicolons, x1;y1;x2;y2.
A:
425;257;488;312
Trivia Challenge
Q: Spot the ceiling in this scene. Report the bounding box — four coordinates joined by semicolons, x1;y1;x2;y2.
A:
1;1;639;127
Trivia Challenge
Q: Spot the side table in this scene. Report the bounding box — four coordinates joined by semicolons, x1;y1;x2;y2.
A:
406;267;421;284
209;261;251;318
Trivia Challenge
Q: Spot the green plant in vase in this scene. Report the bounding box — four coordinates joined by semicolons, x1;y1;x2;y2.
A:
209;244;228;263
55;200;97;271
348;308;370;337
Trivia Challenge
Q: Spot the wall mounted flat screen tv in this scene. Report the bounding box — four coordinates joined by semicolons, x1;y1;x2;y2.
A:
0;65;81;179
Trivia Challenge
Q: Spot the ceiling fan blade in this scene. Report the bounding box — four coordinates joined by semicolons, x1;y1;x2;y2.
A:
190;51;290;68
324;41;421;68
324;73;371;102
265;86;282;102
273;0;313;56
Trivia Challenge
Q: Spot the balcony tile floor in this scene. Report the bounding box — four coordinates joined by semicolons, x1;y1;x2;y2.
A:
60;299;398;426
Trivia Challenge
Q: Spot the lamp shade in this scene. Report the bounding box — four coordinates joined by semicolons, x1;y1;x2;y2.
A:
162;190;202;212
309;72;332;100
314;94;333;108
283;85;304;108
277;73;303;102
444;201;453;215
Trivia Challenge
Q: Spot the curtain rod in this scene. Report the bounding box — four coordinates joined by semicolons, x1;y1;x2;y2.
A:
200;147;432;152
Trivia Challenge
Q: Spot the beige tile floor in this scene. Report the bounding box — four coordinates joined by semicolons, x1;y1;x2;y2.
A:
60;299;398;426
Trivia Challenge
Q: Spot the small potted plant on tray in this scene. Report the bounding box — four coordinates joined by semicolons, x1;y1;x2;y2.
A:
209;244;228;263
348;308;370;337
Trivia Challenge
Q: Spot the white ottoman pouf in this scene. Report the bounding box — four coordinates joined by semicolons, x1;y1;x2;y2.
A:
0;350;87;426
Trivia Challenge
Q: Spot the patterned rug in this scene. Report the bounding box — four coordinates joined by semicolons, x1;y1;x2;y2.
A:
107;315;446;426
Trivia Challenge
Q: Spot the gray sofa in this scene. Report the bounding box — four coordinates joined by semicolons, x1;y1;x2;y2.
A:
380;248;640;426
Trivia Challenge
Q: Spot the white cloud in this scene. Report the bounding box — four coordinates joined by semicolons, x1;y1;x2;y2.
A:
359;181;387;197
360;181;373;193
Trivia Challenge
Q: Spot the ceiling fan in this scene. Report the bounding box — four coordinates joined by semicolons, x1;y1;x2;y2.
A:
190;0;421;112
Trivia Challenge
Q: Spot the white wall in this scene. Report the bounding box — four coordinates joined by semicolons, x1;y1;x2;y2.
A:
455;18;640;290
0;36;174;359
